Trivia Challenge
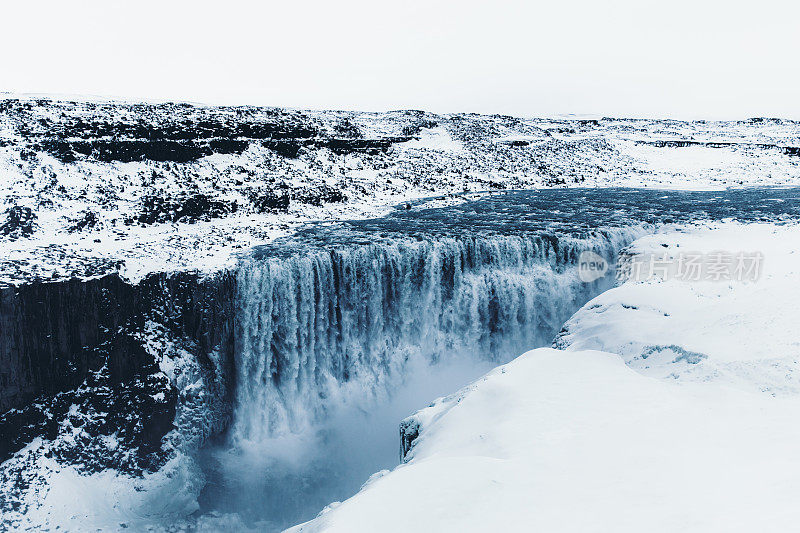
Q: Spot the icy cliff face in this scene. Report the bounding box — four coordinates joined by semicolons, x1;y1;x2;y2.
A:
0;270;236;530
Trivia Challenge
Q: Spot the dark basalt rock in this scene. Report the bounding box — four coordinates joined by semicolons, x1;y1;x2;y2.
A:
68;209;99;232
137;194;237;224
250;189;291;213
399;418;421;461
0;206;36;240
34;130;414;163
291;185;347;206
0;367;177;472
319;136;413;155
10;100;319;142
261;136;417;158
38;139;250;164
262;139;305;158
0;270;237;467
8;99;419;167
636;138;800;155
16;100;322;163
333;118;363;139
0;275;136;412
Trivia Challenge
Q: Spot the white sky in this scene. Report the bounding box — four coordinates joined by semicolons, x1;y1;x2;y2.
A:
2;0;799;119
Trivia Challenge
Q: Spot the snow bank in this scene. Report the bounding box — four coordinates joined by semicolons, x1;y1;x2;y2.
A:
5;448;201;531
556;222;800;394
291;347;800;533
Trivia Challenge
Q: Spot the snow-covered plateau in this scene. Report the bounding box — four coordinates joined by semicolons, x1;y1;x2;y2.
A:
1;96;800;284
2;96;800;532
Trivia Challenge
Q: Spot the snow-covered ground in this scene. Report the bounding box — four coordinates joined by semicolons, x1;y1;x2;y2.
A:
557;223;800;394
2;97;800;284
292;222;800;533
0;448;200;532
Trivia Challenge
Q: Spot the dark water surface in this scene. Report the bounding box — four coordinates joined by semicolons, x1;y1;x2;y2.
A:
254;187;800;258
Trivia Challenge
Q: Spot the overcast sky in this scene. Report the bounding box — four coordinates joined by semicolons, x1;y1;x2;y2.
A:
2;0;798;119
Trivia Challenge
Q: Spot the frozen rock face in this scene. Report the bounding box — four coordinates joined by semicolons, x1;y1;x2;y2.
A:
2;96;800;284
0;271;235;414
0;270;236;529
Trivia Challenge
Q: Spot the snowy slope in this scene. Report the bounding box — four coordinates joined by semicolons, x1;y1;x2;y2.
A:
290;348;800;533
556;223;800;394
291;222;800;533
2;96;800;284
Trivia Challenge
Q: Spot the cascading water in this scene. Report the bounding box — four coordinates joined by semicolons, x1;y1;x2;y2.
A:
193;225;644;530
232;230;642;443
5;187;800;532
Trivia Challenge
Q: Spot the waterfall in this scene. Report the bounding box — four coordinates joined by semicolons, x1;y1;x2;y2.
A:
231;227;645;443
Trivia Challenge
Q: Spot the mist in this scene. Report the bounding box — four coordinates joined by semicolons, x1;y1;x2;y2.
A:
193;354;499;531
